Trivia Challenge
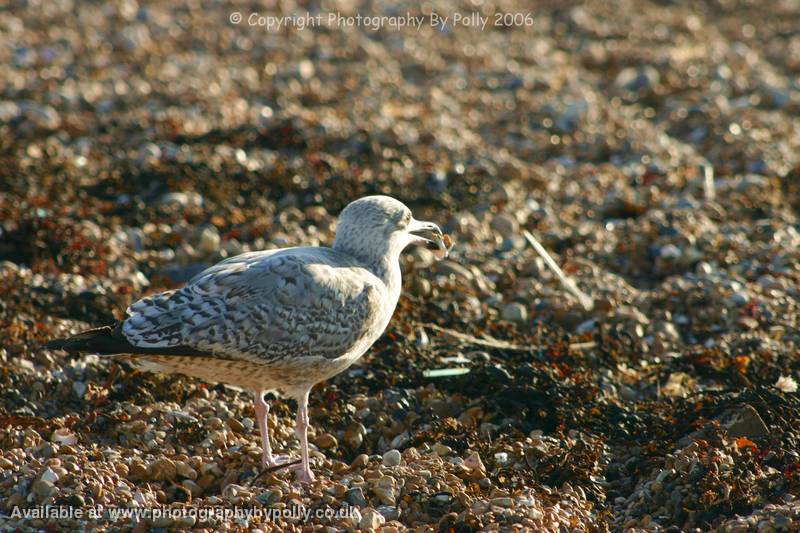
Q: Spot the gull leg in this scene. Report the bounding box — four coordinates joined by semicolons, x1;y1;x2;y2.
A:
254;390;275;467
253;390;300;479
294;388;315;483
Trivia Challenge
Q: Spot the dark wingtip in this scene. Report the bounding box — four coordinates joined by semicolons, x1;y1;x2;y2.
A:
44;338;69;350
44;324;213;358
44;325;118;354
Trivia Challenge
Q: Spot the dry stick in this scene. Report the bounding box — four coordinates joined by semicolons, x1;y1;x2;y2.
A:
522;230;594;312
418;323;597;352
421;323;532;351
703;163;715;201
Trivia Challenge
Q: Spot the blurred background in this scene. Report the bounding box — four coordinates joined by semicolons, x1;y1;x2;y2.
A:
2;0;800;530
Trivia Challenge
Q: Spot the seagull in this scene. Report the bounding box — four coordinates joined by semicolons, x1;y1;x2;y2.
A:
47;195;451;483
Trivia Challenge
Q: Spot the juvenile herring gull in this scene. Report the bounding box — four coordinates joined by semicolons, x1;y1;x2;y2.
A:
48;195;451;482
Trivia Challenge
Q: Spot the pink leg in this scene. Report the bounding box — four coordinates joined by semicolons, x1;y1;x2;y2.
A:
254;390;274;467
294;388;315;483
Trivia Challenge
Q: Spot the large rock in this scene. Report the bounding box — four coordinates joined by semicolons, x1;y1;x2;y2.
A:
148;458;177;481
721;405;769;438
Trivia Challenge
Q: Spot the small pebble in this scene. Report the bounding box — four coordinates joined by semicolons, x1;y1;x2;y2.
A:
501;302;527;323
382;449;402;467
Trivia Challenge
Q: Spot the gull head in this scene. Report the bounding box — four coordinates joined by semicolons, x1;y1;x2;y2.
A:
334;195;451;266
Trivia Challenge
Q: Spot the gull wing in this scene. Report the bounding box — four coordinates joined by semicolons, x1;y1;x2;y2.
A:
121;248;386;361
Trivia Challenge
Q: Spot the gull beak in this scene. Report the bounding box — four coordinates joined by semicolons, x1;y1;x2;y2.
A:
408;218;450;258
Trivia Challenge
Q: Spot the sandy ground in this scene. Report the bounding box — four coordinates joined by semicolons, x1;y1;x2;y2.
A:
2;0;800;531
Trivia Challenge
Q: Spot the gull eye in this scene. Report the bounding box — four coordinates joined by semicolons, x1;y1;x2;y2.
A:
399;211;412;228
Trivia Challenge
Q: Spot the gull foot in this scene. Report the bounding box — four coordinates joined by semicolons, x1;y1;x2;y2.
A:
294;466;315;483
250;455;303;485
262;454;298;470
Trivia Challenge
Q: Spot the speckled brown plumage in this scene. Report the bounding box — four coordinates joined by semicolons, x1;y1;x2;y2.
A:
48;195;449;483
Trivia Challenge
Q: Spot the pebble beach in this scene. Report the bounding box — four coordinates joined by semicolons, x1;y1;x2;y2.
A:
2;0;800;531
